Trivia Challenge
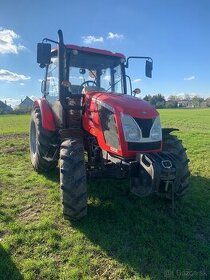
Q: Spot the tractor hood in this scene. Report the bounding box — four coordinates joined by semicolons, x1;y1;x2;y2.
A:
86;91;159;119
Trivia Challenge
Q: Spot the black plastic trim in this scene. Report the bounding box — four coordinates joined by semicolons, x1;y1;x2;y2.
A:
128;141;161;151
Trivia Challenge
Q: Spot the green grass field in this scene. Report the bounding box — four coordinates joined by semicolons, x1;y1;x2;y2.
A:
0;109;209;280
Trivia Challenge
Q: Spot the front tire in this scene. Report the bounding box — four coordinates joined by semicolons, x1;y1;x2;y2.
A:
29;107;59;172
162;134;190;199
60;138;87;220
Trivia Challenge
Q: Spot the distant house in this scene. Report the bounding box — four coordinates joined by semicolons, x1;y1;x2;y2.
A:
0;100;13;114
19;96;33;108
17;96;33;112
177;100;194;108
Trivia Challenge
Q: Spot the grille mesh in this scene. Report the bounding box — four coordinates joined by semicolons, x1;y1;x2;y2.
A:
134;118;154;138
98;105;120;149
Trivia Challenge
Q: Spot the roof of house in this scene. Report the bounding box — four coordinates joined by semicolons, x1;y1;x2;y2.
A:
0;100;8;109
0;100;13;112
19;96;33;107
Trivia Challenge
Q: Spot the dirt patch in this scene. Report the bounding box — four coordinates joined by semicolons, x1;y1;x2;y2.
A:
0;230;10;241
0;133;29;154
3;146;28;154
0;133;28;140
17;204;41;223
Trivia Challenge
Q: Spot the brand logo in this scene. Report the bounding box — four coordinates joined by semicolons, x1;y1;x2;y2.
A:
141;111;148;115
161;160;172;169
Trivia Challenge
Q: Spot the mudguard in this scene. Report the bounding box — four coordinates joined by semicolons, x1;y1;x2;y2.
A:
162;128;179;135
33;98;56;131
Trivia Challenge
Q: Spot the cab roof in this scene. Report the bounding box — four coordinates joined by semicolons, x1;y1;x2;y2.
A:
53;44;125;59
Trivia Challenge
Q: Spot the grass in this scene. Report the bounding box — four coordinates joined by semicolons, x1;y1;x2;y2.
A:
0;109;209;280
0;114;30;135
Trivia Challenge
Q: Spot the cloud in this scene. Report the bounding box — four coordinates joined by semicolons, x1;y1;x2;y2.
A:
82;35;104;44
0;69;31;82
1;97;20;108
103;75;111;81
133;78;142;83
20;82;25;86
184;75;195;81
69;75;83;80
81;32;124;44
29;95;38;101
0;28;26;54
107;32;124;40
1;96;38;108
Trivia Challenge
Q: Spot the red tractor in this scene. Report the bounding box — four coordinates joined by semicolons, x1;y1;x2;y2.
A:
30;30;190;220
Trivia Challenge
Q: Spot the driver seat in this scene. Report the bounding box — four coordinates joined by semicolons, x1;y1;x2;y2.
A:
70;85;81;95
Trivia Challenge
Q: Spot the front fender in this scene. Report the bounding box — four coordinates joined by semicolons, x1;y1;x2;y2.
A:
162;128;179;136
33;98;56;131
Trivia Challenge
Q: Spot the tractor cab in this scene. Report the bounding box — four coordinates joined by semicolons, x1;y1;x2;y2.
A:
38;32;153;130
38;32;153;102
46;45;126;99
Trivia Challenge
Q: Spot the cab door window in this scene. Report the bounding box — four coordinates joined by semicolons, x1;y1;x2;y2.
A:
46;57;59;102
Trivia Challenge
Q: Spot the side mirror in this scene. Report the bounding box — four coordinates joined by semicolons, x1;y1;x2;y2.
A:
145;60;153;78
133;88;141;96
37;43;51;67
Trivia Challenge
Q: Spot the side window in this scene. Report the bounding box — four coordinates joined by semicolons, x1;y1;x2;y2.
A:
46;57;58;102
100;68;111;91
100;65;123;93
113;65;123;93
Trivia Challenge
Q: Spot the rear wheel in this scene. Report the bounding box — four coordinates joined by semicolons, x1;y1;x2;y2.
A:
60;138;87;220
29;107;59;172
162;134;190;199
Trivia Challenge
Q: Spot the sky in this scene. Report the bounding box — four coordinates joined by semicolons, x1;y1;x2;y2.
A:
0;0;210;107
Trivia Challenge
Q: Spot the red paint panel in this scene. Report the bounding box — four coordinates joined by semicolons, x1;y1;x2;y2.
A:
83;92;162;158
33;99;56;131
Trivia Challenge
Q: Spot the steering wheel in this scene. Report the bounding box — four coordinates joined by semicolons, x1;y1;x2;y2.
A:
79;80;97;93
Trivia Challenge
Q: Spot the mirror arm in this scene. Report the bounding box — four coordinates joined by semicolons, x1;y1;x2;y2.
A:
125;56;153;68
42;38;59;45
42;30;64;45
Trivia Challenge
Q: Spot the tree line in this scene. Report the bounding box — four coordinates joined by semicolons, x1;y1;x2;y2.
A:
143;94;210;109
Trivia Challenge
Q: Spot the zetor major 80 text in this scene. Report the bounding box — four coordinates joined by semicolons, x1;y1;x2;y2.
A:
29;30;190;220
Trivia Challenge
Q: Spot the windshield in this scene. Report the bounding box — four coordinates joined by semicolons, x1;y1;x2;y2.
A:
68;51;124;94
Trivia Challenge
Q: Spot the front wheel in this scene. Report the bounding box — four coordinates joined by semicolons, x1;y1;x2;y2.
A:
60;138;87;220
161;134;190;199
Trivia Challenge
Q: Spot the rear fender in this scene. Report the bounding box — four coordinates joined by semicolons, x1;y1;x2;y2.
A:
33;98;56;131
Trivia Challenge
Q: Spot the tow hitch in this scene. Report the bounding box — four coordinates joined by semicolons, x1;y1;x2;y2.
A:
130;152;181;212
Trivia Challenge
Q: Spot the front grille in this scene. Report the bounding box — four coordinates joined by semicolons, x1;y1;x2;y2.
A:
128;141;161;151
128;117;160;151
134;118;154;138
98;105;120;149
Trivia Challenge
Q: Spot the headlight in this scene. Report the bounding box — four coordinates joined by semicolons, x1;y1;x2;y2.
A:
121;113;141;142
150;116;162;141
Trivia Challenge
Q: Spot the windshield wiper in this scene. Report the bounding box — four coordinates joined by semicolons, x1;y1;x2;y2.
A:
105;79;121;92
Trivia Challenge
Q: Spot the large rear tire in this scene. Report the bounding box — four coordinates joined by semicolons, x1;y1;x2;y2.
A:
29;107;59;172
60;138;87;220
162;134;190;199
